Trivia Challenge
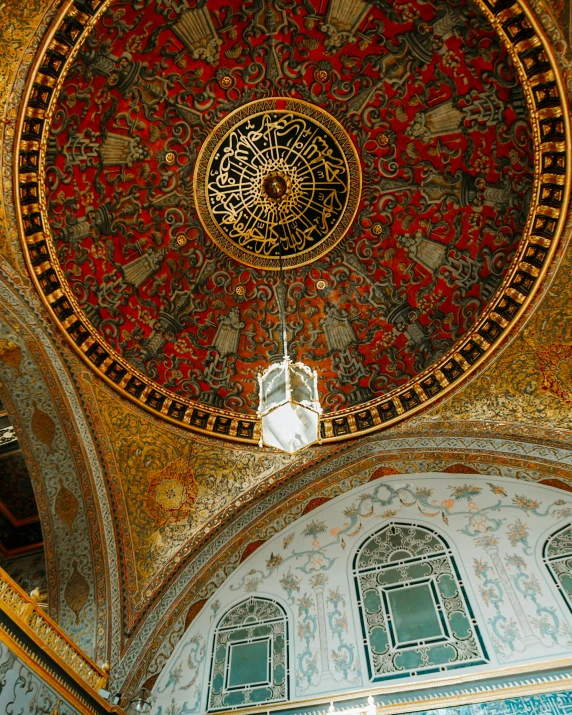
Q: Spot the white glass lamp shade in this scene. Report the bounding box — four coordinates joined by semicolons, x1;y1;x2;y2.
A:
129;688;152;713
258;358;322;454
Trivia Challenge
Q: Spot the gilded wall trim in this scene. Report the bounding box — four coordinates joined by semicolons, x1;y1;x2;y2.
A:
0;567;108;693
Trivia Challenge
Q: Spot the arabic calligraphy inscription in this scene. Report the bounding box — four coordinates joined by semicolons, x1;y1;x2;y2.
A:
195;99;361;269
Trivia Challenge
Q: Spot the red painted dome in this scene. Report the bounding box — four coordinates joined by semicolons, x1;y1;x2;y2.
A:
20;0;564;442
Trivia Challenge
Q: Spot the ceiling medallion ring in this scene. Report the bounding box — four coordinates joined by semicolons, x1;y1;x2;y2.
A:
13;0;571;444
194;98;362;270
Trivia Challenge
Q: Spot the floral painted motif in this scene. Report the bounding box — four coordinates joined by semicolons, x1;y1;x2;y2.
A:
244;574;262;593
327;588;359;683
296;593;318;691
156;634;205;713
153;476;572;713
309;573;328;589
449;483;483;501
210;601;220;622
506;555;526;570
280;569;301;603
506;520;531;554
414;487;433;499
488;483;508;497
302;521;328;540
512;495;542;513
266;553;282;570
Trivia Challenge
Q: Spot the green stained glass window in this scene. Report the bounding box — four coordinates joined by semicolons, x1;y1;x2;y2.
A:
544;524;572;613
228;641;270;687
354;522;488;682
388;583;443;644
208;598;288;711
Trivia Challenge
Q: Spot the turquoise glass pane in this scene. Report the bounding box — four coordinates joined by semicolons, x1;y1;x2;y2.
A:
229;641;269;687
449;611;470;638
378;568;400;586
560;572;572;596
370;625;388;653
405;562;432;581
251;687;272;703
394;647;422;671
363;588;381;613
229;628;248;642
388;583;442;644
437;573;457;598
426;642;455;666
274;662;285;684
388;549;412;562
224;690;245;706
212;672;224;694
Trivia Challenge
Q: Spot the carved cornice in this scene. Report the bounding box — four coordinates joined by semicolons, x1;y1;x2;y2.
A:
0;568;110;698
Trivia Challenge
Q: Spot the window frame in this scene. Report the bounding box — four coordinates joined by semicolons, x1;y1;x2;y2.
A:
207;596;289;712
543;523;572;614
353;520;488;682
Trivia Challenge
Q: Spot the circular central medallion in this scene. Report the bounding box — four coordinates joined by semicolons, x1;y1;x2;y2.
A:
194;98;361;270
262;173;288;202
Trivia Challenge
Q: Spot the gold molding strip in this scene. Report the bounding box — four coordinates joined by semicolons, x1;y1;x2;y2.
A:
0;567;118;710
0;628;122;715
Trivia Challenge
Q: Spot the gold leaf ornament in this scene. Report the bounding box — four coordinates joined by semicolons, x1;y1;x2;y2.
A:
55;479;79;534
31;405;56;450
64;562;90;624
0;339;22;373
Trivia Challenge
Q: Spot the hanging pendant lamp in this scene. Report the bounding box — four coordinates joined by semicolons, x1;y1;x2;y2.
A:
258;236;322;455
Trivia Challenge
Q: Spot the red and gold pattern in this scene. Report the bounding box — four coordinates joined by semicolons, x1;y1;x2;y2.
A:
145;458;198;528
15;0;571;442
537;343;572;404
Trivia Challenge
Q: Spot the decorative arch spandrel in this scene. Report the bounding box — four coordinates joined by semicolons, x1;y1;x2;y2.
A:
0;288;114;663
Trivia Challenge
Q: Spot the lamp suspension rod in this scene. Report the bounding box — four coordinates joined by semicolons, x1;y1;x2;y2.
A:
277;225;288;361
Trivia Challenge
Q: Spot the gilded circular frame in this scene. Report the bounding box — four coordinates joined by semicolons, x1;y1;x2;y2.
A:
194;98;362;271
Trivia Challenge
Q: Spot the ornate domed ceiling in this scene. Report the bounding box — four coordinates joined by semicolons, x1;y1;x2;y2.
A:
15;0;569;444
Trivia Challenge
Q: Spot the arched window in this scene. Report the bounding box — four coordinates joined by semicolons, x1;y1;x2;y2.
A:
544;524;572;613
207;597;288;711
353;522;487;681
